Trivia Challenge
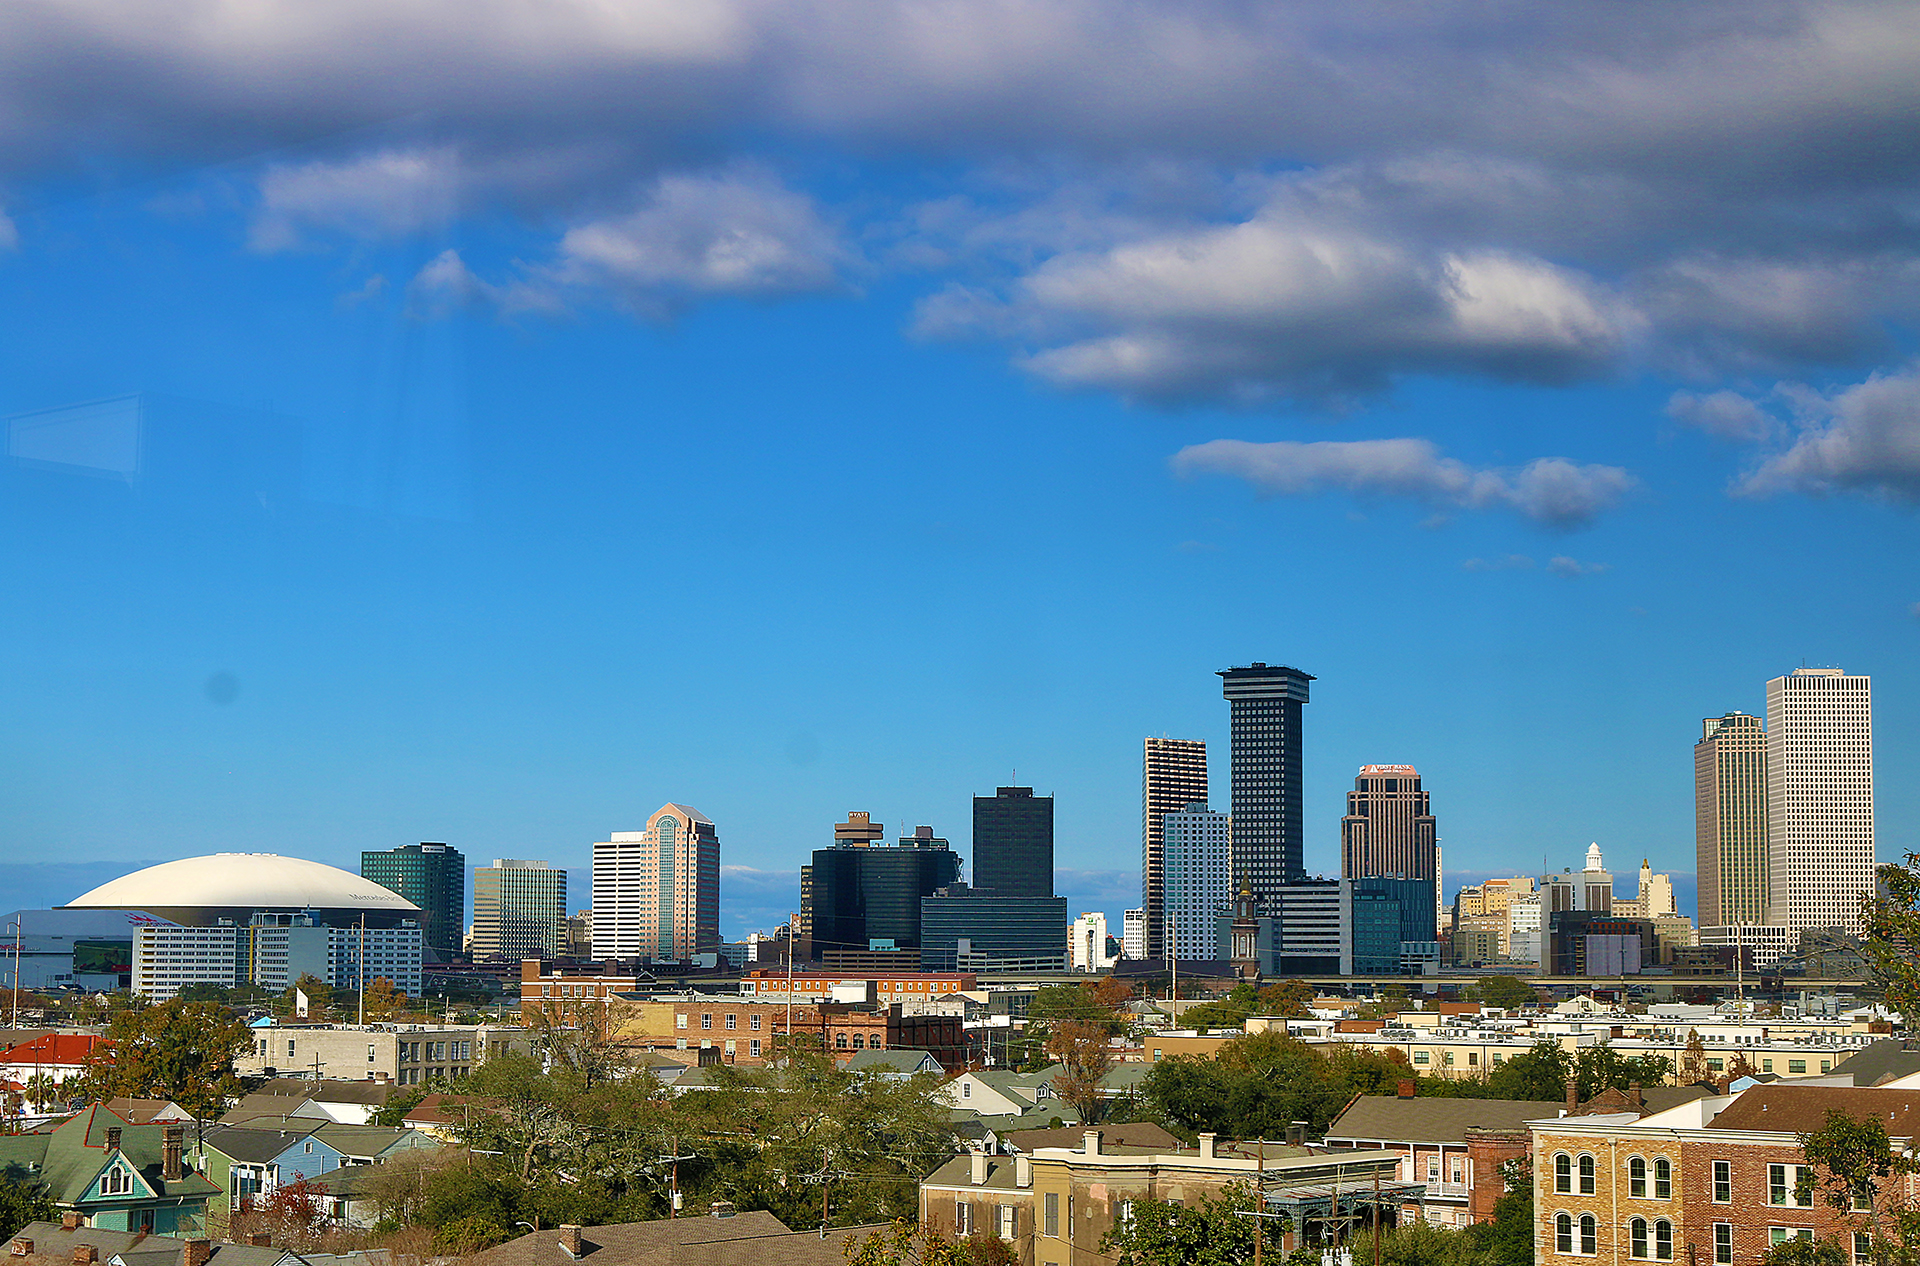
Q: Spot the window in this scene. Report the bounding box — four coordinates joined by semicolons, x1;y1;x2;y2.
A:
1580;1154;1596;1196
1856;1233;1872;1265
1852;1184;1873;1212
1469;1052;1479;1066
1119;1200;1135;1228
1823;1061;1832;1074
1770;1164;1815;1207
1715;1224;1733;1265
1443;1051;1454;1066
1714;1160;1733;1203
1428;1159;1440;1183
1789;1060;1807;1074
701;1014;712;1030
1632;1219;1650;1259
1772;1230;1813;1248
836;1034;849;1049
1414;1051;1429;1065
1557;1214;1575;1255
961;1082;971;1099
303;1141;313;1154
1045;1192;1059;1238
1555;1153;1573;1194
1656;1220;1673;1260
853;1035;865;1049
368;1043;376;1062
724;1039;735;1055
956;1202;972;1235
999;1205;1016;1238
1708;1058;1725;1071
1654;1158;1671;1200
676;1038;687;1051
101;1165;131;1196
750;1014;761;1031
676;1014;687;1029
1763;1059;1774;1072
749;1038;761;1057
1630;1157;1648;1199
1581;1214;1597;1255
725;1014;736;1030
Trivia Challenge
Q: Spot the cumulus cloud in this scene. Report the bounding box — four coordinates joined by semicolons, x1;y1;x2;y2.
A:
1547;555;1611;578
1736;364;1920;501
1667;389;1774;442
252;147;460;250
1171;438;1635;528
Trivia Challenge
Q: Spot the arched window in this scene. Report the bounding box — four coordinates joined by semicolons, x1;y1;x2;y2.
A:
1630;1157;1648;1199
1580;1215;1597;1256
1631;1218;1649;1259
1654;1158;1672;1200
1556;1214;1574;1255
1555;1153;1573;1194
835;1033;848;1048
1579;1154;1597;1196
1655;1220;1673;1260
852;1035;865;1049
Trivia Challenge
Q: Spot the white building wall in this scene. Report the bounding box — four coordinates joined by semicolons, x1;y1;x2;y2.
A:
1070;913;1113;971
1163;807;1230;960
1766;667;1874;936
1122;909;1146;960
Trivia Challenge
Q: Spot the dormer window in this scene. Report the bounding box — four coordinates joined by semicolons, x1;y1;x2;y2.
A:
101;1165;133;1197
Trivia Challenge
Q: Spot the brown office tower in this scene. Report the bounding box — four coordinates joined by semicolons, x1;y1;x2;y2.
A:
1696;711;1769;929
1142;737;1208;961
1339;765;1437;882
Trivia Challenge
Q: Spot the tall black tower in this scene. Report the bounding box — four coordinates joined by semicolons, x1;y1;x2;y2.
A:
972;786;1054;899
1218;663;1314;906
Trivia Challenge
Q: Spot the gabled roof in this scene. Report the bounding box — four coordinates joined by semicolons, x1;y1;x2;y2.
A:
844;1049;942;1075
198;1122;325;1165
101;1099;194;1125
5;1224;298;1266
0;1107;218;1205
467;1212;879;1266
0;1035;112;1067
1707;1085;1920;1135
1832;1039;1920;1087
1327;1097;1565;1145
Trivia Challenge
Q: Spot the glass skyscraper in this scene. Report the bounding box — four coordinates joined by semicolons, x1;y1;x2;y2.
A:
1142;737;1208;961
972;786;1053;899
361;841;465;958
471;859;566;962
1218;662;1313;908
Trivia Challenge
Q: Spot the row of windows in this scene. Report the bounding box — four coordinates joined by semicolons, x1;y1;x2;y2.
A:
677;1012;763;1030
1555;1157;1833;1209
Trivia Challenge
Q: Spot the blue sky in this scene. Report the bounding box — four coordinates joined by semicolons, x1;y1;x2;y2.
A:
2;2;1918;940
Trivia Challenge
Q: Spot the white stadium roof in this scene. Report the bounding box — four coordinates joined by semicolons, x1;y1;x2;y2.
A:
65;853;420;916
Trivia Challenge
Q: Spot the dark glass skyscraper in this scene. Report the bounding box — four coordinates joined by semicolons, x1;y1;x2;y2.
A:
1142;737;1208;961
1218;663;1313;907
806;823;962;953
361;842;465;958
972;786;1053;899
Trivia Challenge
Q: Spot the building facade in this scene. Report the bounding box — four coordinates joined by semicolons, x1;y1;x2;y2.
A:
132;916;423;1002
1696;711;1769;929
1219;662;1313;908
1121;909;1146;961
359;843;465;959
803;822;960;955
471;859;567;962
592;805;721;960
1070;913;1114;972
1340;765;1438;883
1163;804;1230;961
919;886;1067;971
1765;668;1874;937
1141;737;1208;962
973;787;1054;900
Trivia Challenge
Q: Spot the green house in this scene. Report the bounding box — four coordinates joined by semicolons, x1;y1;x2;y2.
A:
0;1105;217;1235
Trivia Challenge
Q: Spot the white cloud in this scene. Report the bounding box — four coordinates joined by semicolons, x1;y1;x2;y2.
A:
1667;389;1774;442
252;147;461;250
1737;363;1920;502
1171;438;1635;528
1547;555;1611;578
552;166;847;314
1463;554;1535;571
406;248;504;315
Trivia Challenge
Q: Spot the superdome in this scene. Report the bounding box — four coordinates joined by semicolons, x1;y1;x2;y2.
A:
64;853;421;927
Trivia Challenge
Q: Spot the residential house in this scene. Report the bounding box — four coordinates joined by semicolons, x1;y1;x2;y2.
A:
843;1049;944;1079
465;1211;883;1266
0;1106;216;1235
4;1220;295;1266
1324;1092;1562;1228
100;1100;196;1127
939;1067;1064;1119
0;1035;113;1113
194;1123;345;1235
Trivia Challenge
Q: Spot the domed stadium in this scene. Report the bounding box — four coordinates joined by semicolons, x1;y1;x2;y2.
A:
65;853;421;927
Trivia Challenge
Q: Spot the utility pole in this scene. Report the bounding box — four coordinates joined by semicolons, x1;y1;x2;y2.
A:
1255;1137;1265;1266
358;915;367;1027
8;920;21;1028
1373;1163;1381;1266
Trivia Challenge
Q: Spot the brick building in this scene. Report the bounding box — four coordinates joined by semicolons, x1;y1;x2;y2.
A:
1323;1090;1561;1228
611;993;964;1068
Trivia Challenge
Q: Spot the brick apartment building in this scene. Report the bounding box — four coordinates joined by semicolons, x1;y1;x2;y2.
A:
611;993;965;1069
1533;1083;1920;1266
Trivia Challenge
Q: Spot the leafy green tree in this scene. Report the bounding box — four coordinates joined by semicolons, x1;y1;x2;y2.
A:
1798;1107;1919;1253
0;1178;55;1239
1476;976;1541;1011
1484;1040;1572;1101
1145;1031;1396;1139
844;1219;1016;1266
1100;1183;1266;1266
75;999;253;1117
1863;853;1920;1032
1573;1046;1672;1101
1760;1238;1848;1266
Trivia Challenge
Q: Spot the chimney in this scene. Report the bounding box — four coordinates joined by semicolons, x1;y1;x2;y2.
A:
1565;1077;1580;1113
1397;1081;1416;1099
183;1239;211;1266
1198;1133;1217;1160
1014;1154;1033;1189
245;1235;271;1248
73;1246;97;1266
970;1151;989;1185
10;1240;30;1257
162;1126;184;1182
103;1128;121;1153
61;1215;80;1231
558;1226;584;1259
1083;1130;1101;1158
708;1201;737;1219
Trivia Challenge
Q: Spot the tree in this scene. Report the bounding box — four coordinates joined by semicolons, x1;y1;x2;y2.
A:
1465;1158;1534;1266
1099;1183;1265;1266
1259;980;1315;1018
1572;1046;1672;1101
1047;1020;1116;1124
1864;853;1920;1032
361;977;405;1022
286;973;334;1020
843;1219;1015;1266
228;1180;331;1252
1798;1107;1919;1256
1679;1030;1711;1084
75;999;253;1118
1485;1040;1572;1101
0;1178;54;1239
1760;1238;1848;1266
1476;976;1541;1011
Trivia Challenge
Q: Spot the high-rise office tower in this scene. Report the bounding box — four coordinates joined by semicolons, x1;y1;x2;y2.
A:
1696;711;1770;929
1164;804;1231;960
1339;765;1437;882
1122;909;1147;960
972;786;1053;899
471;860;566;962
805;818;961;954
1218;662;1314;906
593;804;721;960
1142;737;1208;961
361;842;465;958
1766;667;1874;936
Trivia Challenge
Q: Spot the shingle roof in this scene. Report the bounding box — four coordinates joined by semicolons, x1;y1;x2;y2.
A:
1004;1123;1181;1153
257;1078;398;1106
1326;1097;1565;1145
1707;1085;1920;1135
4;1223;294;1266
0;1108;219;1205
844;1049;941;1075
466;1213;883;1266
0;1035;112;1067
1832;1040;1920;1087
199;1122;323;1165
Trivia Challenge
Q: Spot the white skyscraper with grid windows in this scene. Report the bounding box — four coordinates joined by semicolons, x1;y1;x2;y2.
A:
1163;804;1230;961
1765;667;1874;937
